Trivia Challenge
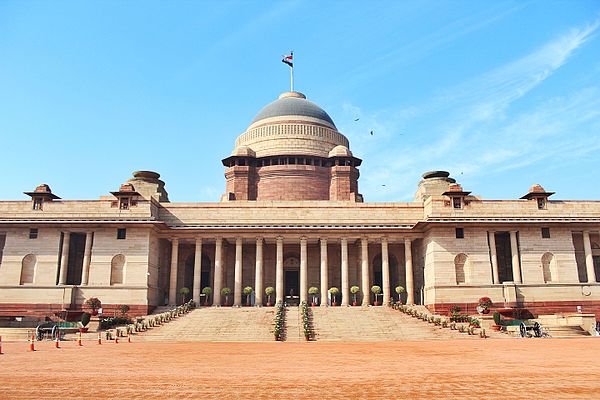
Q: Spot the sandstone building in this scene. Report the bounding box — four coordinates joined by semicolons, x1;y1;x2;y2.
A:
0;91;599;321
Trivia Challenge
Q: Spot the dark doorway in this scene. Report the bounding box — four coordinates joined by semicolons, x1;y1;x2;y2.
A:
184;253;212;304
372;254;399;301
285;270;299;301
495;232;513;283
594;256;600;283
66;233;86;285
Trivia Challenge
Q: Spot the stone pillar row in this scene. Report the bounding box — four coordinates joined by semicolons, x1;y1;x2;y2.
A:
168;236;417;306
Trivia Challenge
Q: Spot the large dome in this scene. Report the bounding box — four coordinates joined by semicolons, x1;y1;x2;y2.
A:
234;91;348;158
251;91;336;128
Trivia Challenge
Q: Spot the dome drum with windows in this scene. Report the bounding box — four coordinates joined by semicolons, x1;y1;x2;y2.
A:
222;91;362;202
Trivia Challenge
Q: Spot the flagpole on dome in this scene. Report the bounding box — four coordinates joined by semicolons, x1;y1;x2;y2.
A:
282;51;294;92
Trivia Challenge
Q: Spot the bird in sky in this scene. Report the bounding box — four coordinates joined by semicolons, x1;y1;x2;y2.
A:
370;130;374;135
354;118;360;121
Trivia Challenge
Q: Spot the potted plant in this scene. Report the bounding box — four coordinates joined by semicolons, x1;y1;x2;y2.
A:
80;312;91;333
328;287;340;306
492;311;503;331
350;286;360;306
265;286;275;306
308;287;319;306
395;286;405;304
179;287;190;304
118;304;130;317
371;285;382;306
85;297;102;316
243;286;253;306
221;287;231;306
478;296;492;314
202;287;212;306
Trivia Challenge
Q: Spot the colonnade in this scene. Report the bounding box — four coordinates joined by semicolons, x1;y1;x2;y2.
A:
168;237;416;307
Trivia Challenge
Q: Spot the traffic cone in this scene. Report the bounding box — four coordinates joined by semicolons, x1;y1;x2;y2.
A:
28;334;35;352
55;336;60;349
127;332;131;343
77;332;82;347
115;332;119;344
97;332;102;345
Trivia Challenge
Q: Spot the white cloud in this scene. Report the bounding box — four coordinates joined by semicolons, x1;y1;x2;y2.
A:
342;19;600;201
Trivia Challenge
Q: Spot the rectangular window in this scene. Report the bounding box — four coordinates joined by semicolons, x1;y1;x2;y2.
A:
541;227;550;238
29;228;38;239
537;198;546;210
117;228;126;240
119;198;130;210
452;197;462;209
455;227;464;239
33;198;43;210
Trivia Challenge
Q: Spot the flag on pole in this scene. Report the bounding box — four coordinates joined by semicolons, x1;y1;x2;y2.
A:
282;52;293;67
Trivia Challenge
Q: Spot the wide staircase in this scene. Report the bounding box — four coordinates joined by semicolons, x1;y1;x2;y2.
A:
543;325;591;337
137;307;275;342
311;306;476;341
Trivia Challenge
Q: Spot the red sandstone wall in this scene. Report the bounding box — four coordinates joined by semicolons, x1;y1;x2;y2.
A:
255;165;331;201
428;301;600;319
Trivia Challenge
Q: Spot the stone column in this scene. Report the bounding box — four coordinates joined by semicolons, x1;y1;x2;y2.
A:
509;231;522;283
320;238;328;306
81;232;93;286
213;238;223;306
233;238;243;306
360;238;370;306
583;231;596;283
341;238;349;306
488;231;499;284
381;238;391;306
168;238;179;305
58;232;71;285
255;238;263;306
300;237;308;303
193;239;202;304
404;238;414;305
276;237;284;304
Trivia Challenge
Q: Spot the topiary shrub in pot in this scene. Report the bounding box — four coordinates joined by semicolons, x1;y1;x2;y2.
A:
371;285;382;306
80;312;91;333
221;287;232;306
179;287;190;305
328;287;340;306
201;287;212;306
395;286;405;304
85;297;102;316
243;286;253;306
265;286;275;306
308;287;319;306
350;286;360;306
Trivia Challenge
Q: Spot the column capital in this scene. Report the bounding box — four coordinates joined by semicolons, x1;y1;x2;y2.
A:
170;237;179;244
256;237;263;244
320;237;328;245
404;237;412;245
300;236;308;244
380;236;388;244
195;238;203;244
361;237;369;244
276;236;284;242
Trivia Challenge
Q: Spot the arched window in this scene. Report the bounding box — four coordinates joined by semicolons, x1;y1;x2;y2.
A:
541;252;554;283
454;253;469;285
110;254;126;285
20;254;36;284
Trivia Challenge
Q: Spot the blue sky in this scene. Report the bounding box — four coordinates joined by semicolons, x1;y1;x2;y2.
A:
1;0;599;202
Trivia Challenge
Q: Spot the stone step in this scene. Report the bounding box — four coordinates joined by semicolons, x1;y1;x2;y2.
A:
0;328;37;341
137;307;276;342
311;306;479;342
544;325;590;337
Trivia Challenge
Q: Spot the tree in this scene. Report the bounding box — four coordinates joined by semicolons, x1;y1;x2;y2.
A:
265;286;275;306
308;287;319;305
371;285;382;306
328;287;340;306
221;287;231;306
395;286;406;304
243;286;253;306
350;286;360;306
179;287;190;304
201;287;212;306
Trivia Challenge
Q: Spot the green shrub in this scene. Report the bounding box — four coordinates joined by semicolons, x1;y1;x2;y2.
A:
493;311;502;325
81;312;91;327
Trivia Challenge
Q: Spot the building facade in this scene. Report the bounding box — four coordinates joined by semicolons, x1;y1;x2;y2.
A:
1;91;599;321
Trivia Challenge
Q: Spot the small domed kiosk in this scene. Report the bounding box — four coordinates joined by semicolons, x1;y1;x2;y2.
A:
222;92;362;201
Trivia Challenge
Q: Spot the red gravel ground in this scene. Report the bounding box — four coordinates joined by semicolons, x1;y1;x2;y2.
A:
1;338;599;399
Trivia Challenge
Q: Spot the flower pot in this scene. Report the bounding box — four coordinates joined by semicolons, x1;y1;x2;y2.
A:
352;301;357;306
311;302;316;307
91;310;98;316
491;325;502;331
79;327;89;333
267;302;272;307
374;301;380;306
332;302;338;307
